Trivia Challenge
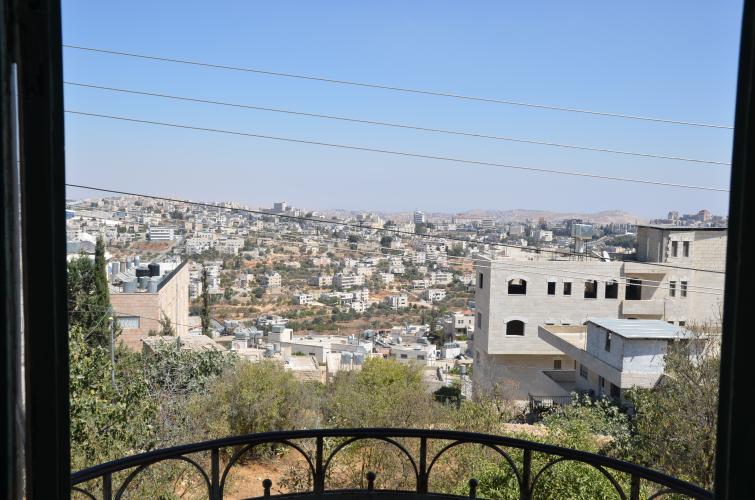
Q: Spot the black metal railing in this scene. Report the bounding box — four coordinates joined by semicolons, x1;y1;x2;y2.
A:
527;394;574;413
70;428;712;499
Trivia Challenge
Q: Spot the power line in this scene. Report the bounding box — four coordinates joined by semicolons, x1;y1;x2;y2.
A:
65;82;730;166
64;110;730;193
62;44;734;130
64;182;728;275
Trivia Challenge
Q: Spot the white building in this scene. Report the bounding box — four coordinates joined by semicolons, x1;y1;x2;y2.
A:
310;275;333;287
444;312;475;337
414;211;426;224
148;226;175;241
390;343;436;365
424;289;447;302
350;301;368;313
261;271;282;288
473;225;726;398
538;319;690;401
294;293;314;305
334;273;365;290
430;272;453;286
384;294;409;310
532;229;554;242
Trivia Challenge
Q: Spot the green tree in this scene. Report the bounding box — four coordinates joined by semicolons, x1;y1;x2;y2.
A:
69;326;157;470
67;239;112;347
624;328;720;490
201;267;211;337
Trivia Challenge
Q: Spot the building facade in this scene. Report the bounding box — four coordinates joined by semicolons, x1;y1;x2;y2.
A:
472;226;726;398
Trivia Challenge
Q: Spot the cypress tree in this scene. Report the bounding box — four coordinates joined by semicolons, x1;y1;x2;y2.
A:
201;267;211;337
68;237;113;346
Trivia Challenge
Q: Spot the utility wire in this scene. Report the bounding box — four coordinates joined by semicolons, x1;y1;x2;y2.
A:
65;82;730;166
65;183;727;277
62;44;733;130
65;110;729;193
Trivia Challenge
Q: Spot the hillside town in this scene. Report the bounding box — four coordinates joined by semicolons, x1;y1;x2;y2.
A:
65;195;726;404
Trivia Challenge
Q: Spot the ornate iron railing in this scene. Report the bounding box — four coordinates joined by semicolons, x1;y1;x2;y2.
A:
70;428;712;499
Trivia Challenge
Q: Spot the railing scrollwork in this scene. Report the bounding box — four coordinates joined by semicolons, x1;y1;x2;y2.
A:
70;428;712;499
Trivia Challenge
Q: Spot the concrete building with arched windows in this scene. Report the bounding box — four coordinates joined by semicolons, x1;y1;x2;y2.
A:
472;225;726;401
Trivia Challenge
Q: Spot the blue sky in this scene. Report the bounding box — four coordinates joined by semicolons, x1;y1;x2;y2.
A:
62;1;742;218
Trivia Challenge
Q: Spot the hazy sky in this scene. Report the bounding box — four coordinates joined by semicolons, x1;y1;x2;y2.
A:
62;1;742;218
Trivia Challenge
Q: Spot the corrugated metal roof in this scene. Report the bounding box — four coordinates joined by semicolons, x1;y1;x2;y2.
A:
587;318;689;339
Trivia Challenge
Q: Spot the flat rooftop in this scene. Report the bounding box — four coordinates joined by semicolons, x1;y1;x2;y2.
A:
587;318;689;339
637;224;727;231
539;325;586;349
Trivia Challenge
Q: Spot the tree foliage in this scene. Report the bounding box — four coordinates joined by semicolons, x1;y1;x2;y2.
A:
67;241;112;347
624;330;720;490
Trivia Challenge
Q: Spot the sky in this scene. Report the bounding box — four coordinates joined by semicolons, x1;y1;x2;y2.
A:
62;1;743;218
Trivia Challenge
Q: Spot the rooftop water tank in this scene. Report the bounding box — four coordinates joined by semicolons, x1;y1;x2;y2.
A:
265;345;275;357
111;261;120;275
138;276;149;289
353;353;365;365
134;256;141;266
147;277;159;293
122;280;137;293
148;262;160;277
136;266;150;278
341;351;353;363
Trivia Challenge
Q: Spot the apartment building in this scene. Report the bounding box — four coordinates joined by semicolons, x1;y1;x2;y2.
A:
444;312;475;337
334;273;365;290
473;225;726;398
424;289;447;302
309;275;333;287
147;226;175;241
293;293;314;305
260;271;282;288
110;261;190;350
384;294;409;309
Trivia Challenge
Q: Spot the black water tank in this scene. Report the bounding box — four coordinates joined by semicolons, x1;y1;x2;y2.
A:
135;266;150;278
148;262;160;277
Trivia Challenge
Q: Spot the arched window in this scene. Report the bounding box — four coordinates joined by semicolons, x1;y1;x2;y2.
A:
507;278;527;295
506;320;525;336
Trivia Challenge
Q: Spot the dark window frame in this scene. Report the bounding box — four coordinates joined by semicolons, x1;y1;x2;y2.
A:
2;2;754;499
584;280;598;299
505;320;525;336
507;278;527;295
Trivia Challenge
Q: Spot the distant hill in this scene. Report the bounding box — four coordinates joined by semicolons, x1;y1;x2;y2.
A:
319;208;645;225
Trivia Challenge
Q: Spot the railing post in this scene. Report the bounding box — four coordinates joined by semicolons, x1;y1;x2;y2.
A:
468;478;478;499
314;436;325;493
630;474;640;500
262;478;272;497
520;449;532;500
417;436;428;493
211;447;220;500
102;473;112;500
